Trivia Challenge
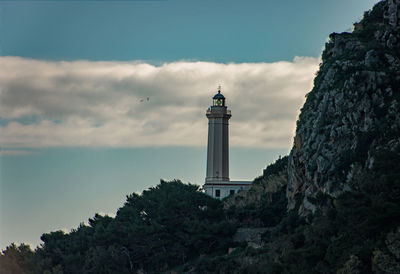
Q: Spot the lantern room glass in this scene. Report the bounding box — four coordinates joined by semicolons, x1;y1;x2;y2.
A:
213;98;225;106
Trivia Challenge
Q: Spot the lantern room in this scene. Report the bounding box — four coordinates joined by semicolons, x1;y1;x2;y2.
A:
213;89;225;107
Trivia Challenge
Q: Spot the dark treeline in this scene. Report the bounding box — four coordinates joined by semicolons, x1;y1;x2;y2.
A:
0;181;236;273
1;151;400;273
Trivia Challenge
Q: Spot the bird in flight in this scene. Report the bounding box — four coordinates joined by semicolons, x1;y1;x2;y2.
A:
139;97;150;103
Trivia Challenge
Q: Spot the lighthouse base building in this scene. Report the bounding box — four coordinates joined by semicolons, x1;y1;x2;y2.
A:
203;88;252;199
203;181;252;199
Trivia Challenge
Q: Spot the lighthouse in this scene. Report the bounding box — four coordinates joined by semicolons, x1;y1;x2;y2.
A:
203;87;252;199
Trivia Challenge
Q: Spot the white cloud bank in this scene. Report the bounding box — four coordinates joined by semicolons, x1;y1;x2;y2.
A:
0;56;319;149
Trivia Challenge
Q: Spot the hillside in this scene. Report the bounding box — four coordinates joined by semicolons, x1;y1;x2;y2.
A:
198;0;400;272
197;1;400;272
1;1;400;273
288;0;400;216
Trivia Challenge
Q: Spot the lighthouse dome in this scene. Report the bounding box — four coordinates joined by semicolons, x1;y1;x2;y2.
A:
213;90;225;100
212;89;226;106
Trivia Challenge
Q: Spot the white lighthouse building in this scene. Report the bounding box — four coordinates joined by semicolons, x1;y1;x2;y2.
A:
203;88;252;199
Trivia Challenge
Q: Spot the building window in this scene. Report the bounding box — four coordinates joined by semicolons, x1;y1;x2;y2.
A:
230;190;235;196
215;189;220;198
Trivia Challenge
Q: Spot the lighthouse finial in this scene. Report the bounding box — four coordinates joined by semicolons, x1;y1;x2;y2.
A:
218;85;221;93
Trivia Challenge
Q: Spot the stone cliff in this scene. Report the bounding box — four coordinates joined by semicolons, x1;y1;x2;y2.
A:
287;0;400;215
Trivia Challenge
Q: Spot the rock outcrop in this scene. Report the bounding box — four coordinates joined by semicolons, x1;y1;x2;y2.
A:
287;0;400;215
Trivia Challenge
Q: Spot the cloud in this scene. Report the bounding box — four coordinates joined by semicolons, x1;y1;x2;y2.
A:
0;56;319;149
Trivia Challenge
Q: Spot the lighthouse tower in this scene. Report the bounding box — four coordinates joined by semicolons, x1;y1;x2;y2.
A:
205;88;231;183
203;88;251;199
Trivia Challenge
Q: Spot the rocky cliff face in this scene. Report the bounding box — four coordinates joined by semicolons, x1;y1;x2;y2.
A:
287;0;400;215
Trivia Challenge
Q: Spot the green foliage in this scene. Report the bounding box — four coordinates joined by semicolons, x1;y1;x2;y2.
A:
265;141;400;273
0;243;36;274
1;180;235;273
333;129;379;180
372;227;400;273
111;180;235;271
353;1;385;44
2;142;399;274
260;155;288;179
200;137;400;273
226;156;289;228
307;191;331;207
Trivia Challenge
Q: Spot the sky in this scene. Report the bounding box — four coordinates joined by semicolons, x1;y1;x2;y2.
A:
0;0;380;250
